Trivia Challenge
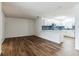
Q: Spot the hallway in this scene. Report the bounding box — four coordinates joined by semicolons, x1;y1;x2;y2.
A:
56;37;79;56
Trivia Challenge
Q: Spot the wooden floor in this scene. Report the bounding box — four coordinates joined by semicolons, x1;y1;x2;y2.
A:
1;36;79;56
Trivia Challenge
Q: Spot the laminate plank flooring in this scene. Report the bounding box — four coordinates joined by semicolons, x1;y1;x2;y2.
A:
1;36;79;56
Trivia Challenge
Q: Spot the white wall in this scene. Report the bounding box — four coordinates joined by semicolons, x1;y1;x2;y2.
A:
5;17;35;38
35;17;63;44
0;2;5;54
75;5;79;50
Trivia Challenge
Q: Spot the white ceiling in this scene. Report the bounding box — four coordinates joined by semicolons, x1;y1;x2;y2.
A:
2;2;79;20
